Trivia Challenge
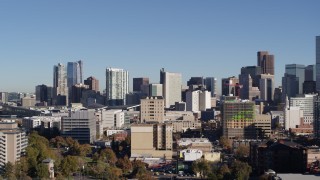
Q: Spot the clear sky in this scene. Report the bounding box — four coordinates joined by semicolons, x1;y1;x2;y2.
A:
0;0;319;93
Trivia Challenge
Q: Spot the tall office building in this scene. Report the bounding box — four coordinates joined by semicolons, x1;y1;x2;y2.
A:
305;65;316;81
0;92;8;103
285;64;305;94
187;77;204;87
71;83;89;103
35;84;53;105
239;72;260;101
282;73;299;102
221;76;240;96
160;68;182;108
205;77;217;97
67;61;83;89
259;74;275;102
106;68;129;106
316;36;320;91
241;66;262;87
257;51;274;75
84;76;100;92
0;120;28;170
61;109;96;144
186;89;211;112
133;77;149;92
53;63;68;105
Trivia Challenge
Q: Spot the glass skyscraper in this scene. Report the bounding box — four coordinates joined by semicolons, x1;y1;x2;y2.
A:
67;60;83;89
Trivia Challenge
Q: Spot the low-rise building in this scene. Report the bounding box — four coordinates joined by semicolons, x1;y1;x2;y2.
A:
179;149;203;161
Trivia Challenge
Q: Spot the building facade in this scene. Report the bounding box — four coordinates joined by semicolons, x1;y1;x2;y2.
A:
84;76;100;92
316;36;320;91
53;63;68;105
106;68;129;106
257;51;274;75
140;96;164;123
205;77;217;97
133;77;149;92
160;68;182;108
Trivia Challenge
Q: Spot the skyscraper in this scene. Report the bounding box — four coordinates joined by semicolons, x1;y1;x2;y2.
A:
257;51;274;75
221;76;240;97
133;77;149;92
205;77;217;97
285;64;305;94
160;68;182;108
106;68;129;106
67;60;83;89
305;65;316;81
316;36;320;91
53;63;68;105
259;74;275;102
84;76;100;92
35;84;53;105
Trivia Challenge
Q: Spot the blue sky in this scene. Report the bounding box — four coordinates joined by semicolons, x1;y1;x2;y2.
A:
0;1;319;93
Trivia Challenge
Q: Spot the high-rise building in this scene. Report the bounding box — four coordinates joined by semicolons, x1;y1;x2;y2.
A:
257;51;274;75
53;63;68;105
303;81;316;94
285;64;305;94
160;68;182;108
0;120;28;170
259;74;275;102
187;77;204;87
71;83;89;103
205;77;217;97
222;100;256;139
67;61;83;89
316;36;320;91
84;76;100;92
305;65;316;81
35;84;53;105
314;96;320;138
106;68;129;106
61;109;96;144
241;66;262;87
290;94;317;125
239;74;260;101
0;92;8;103
282;73;299;102
133;77;149;92
140;96;165;123
149;84;163;97
221;76;240;96
186;89;211;112
131;123;173;159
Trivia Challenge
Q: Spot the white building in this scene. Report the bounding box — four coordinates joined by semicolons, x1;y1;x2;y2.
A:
284;106;304;130
22;117;41;130
98;109;125;129
106;68;129;105
53;63;68;104
179;149;203;162
160;68;182;108
22;116;61;131
186;90;211;112
0;120;28;170
290;94;317;125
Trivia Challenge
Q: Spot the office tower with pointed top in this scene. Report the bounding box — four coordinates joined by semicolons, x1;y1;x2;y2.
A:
106;68;129;106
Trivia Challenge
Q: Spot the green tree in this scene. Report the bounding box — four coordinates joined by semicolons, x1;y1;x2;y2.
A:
15;157;29;179
3;162;16;180
192;158;211;179
36;164;49;179
131;160;151;179
231;161;252;180
50;136;67;148
116;156;132;174
100;148;117;166
60;156;79;177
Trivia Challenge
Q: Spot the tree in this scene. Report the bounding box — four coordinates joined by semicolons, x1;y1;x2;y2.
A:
131;160;151;179
116;156;132;174
219;136;230;149
231;161;252;180
60;156;78;177
235;145;249;160
50;136;67;148
3;162;16;180
15;157;29;179
192;158;211;179
36;164;49;179
100;148;117;166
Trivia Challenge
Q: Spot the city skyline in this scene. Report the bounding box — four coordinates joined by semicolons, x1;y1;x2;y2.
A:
0;1;320;92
